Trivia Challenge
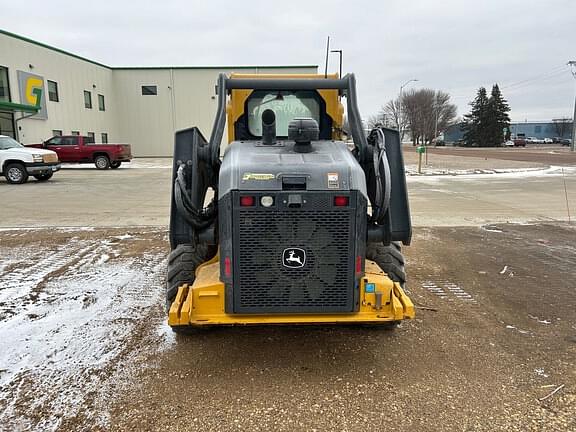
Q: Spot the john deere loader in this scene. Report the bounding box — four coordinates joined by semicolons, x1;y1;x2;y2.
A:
167;73;414;329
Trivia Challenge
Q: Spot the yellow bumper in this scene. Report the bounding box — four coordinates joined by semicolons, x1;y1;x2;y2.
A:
168;259;414;327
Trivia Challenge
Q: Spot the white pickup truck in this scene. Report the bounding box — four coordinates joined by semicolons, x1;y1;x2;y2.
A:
0;135;61;184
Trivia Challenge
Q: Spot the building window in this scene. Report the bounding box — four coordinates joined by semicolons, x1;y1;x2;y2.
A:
101;132;108;144
87;132;95;143
0;66;11;101
98;94;105;111
52;129;62;136
48;80;59;102
84;91;92;108
534;125;542;133
141;85;157;95
71;130;80;136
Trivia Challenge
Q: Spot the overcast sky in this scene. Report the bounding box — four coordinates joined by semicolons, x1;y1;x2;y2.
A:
2;0;575;121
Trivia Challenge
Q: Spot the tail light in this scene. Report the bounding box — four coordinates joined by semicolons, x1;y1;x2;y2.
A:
334;196;349;207
356;256;362;274
224;256;232;277
240;196;255;207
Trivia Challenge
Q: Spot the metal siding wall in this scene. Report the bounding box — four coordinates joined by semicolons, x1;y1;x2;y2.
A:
0;34;119;144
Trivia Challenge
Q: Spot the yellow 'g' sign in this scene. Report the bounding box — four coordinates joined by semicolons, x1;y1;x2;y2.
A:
17;70;47;119
25;77;44;105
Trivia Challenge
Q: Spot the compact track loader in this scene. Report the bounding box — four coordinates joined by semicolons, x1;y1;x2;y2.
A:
167;73;414;329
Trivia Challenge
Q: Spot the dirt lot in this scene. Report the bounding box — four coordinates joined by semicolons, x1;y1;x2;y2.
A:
1;224;574;431
404;145;576;168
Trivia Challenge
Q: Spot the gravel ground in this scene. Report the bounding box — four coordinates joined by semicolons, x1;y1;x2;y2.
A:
1;224;574;431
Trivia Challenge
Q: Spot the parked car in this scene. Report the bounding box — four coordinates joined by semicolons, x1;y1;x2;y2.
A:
526;137;545;144
512;138;527;147
543;138;553;144
27;135;132;169
504;140;515;147
561;138;572;147
0;135;60;184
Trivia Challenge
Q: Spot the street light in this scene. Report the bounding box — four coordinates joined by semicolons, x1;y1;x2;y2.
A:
330;49;343;78
400;79;418;97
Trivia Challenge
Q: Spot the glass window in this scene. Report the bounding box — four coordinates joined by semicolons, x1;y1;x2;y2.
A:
87;132;95;143
0;111;16;138
101;132;108;144
98;94;105;111
0;136;22;150
52;129;62;136
247;91;320;137
47;136;63;145
62;137;77;145
71;131;80;136
84;91;92;108
48;80;59;102
534;125;542;133
0;66;10;102
141;85;157;95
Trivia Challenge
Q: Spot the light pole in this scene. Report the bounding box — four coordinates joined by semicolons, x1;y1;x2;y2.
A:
400;79;418;98
330;49;343;78
399;79;418;143
569;61;576;152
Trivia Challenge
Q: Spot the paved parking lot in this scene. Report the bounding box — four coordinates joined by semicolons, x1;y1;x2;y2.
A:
0;151;575;431
1;156;575;228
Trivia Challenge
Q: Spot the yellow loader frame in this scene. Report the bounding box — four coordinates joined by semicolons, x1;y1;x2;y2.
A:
168;73;414;328
168;254;414;327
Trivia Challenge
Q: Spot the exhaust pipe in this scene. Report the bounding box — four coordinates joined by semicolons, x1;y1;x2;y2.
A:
262;109;276;145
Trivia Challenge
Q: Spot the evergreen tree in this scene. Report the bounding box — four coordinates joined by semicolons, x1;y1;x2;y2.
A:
487;84;511;145
463;85;511;147
463;87;489;146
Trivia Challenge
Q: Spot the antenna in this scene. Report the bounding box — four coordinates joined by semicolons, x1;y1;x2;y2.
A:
324;36;330;78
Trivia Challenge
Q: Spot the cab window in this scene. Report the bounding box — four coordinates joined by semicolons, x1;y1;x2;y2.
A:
247;90;320;137
47;137;62;145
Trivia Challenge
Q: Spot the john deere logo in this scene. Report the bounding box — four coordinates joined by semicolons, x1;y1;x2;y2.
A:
17;71;47;119
283;248;306;268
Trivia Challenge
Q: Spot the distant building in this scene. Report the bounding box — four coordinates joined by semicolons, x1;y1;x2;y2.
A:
0;29;316;156
443;120;573;144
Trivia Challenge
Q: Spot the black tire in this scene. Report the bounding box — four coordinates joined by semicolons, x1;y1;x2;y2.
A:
94;155;110;170
5;163;29;184
33;172;53;181
110;161;121;169
365;242;406;288
166;243;216;311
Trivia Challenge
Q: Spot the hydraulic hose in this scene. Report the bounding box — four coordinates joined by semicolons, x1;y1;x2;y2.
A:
174;164;216;229
369;128;392;224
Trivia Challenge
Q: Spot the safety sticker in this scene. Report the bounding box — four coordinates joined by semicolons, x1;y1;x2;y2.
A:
242;173;275;181
327;172;339;189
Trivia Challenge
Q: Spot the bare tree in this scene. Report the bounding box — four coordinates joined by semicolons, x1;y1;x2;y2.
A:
382;98;409;141
402;89;457;145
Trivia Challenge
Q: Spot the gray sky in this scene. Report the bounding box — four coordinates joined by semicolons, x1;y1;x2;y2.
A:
3;0;575;121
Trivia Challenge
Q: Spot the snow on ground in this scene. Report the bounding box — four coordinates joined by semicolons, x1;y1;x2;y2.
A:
0;229;169;431
407;165;576;182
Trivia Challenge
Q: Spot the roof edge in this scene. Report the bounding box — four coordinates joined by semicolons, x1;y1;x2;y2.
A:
1;29;318;72
0;28;111;69
112;65;318;70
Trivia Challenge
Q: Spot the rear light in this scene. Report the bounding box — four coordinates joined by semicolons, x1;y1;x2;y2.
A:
224;256;232;277
334;196;349;207
356;256;362;274
240;196;255;207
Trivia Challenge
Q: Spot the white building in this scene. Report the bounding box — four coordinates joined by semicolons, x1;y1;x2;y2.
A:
0;29;317;156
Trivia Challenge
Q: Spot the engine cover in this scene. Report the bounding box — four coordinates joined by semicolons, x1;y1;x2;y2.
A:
219;140;368;314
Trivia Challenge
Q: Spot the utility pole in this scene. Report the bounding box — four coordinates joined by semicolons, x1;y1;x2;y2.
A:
324;37;330;78
330;49;343;78
399;79;418;141
569;61;576;152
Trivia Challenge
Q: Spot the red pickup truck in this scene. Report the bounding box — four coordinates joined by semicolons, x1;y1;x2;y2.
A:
27;135;132;169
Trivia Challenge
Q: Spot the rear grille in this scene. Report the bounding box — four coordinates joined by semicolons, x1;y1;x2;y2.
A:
233;203;356;313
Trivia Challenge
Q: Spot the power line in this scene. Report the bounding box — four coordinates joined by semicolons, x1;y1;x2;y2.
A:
501;65;569;90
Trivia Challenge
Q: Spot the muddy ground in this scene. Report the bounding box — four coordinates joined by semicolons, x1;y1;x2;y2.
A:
0;224;574;431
